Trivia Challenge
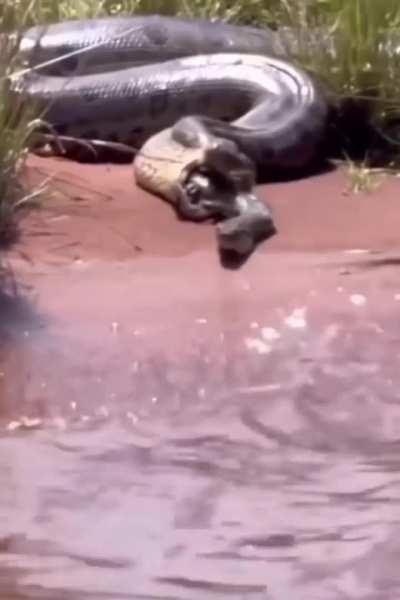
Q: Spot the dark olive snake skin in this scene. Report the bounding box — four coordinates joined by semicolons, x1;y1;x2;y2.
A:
11;15;329;173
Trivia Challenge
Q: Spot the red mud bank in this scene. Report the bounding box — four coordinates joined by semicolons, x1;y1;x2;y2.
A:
15;155;400;263
0;153;398;424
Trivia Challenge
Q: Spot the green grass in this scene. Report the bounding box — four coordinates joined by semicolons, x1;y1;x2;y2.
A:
0;27;44;248
1;0;400;247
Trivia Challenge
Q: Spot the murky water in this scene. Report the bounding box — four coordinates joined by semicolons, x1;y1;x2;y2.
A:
1;252;400;599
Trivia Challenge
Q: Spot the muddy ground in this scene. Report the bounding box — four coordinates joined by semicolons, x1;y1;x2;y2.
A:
0;156;399;599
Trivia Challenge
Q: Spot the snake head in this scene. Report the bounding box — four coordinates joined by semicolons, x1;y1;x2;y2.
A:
177;165;276;260
136;117;276;263
204;139;256;191
175;133;276;257
174;125;258;222
172;115;257;190
216;191;277;258
171;117;256;191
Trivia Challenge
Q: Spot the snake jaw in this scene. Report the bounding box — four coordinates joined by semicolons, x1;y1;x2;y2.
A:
176;167;239;222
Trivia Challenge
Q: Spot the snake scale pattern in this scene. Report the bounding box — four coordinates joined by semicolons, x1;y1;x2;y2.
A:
12;15;329;174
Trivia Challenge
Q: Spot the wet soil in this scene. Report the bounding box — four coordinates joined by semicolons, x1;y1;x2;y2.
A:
0;155;400;599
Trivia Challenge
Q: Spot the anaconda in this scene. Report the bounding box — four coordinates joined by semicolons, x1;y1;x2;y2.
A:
11;15;329;174
9;15;339;258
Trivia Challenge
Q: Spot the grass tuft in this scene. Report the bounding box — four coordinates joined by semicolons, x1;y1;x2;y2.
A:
0;25;43;248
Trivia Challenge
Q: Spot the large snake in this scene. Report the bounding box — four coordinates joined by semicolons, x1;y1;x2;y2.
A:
10;15;332;257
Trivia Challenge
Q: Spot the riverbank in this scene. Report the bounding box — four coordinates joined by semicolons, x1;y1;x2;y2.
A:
2;1;400;248
11;155;399;265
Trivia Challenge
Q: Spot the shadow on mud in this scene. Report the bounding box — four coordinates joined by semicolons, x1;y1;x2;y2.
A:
351;256;400;270
326;254;400;274
0;262;41;337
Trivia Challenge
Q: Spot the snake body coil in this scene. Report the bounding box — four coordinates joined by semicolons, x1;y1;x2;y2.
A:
13;15;329;173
